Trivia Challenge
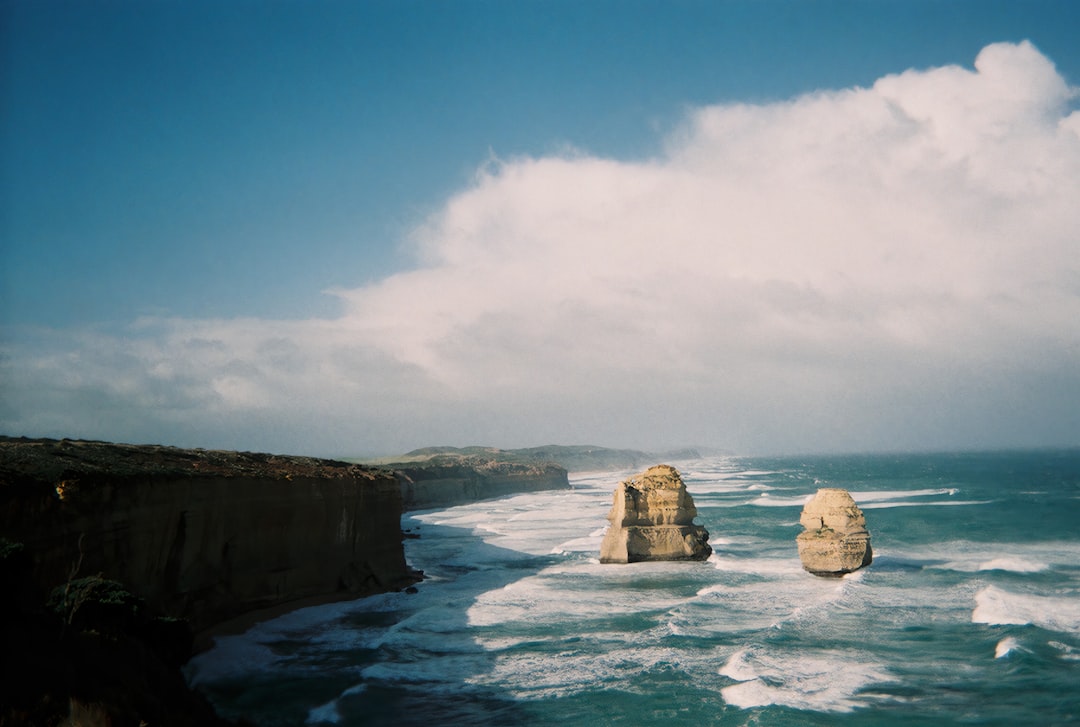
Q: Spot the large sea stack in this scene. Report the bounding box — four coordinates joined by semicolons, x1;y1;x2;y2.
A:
599;464;712;563
796;487;873;577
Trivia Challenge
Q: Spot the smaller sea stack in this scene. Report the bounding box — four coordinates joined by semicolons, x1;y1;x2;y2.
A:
599;465;711;564
796;488;873;577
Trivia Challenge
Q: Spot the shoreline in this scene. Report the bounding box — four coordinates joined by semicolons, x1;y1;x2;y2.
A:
192;574;421;653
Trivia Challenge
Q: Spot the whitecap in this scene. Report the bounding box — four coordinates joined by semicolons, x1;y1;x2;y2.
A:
470;644;697;699
707;555;804;577
748;493;812;507
1049;641;1080;661
978;557;1048;573
849;488;959;502
933;555;1049;574
718;648;892;713
972;586;1080;633
919;540;1080;574
995;636;1025;659
718;647;758;681
861;499;991;509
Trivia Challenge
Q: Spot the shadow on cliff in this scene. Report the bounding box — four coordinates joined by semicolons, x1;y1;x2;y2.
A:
190;519;560;727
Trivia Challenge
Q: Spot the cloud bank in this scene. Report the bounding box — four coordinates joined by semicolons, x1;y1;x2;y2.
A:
4;41;1079;456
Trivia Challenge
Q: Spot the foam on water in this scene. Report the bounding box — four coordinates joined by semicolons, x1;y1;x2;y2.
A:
466;560;702;629
470;644;721;700
718;647;892;713
689;569;858;633
1049;641;1080;661
748;493;812;507
413;489;611;557
748;487;969;509
706;554;805;577
189;451;1080;726
850;488;959;502
978;557;1049;573
900;540;1080;574
972;586;1080;633
860;499;992;509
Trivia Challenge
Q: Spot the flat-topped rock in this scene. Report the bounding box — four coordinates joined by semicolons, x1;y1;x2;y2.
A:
600;464;712;563
796;487;873;577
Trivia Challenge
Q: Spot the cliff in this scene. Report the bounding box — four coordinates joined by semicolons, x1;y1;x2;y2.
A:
599;464;712;563
363;444;702;474
388;453;570;510
0;438;418;634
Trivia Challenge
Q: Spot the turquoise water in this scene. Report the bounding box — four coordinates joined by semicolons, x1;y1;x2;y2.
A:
188;450;1080;725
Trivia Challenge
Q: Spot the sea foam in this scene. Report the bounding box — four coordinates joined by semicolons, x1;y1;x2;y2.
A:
995;637;1025;659
719;647;891;713
973;586;1080;633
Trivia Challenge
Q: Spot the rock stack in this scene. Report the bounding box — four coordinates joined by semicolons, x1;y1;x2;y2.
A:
796;488;873;577
599;464;712;564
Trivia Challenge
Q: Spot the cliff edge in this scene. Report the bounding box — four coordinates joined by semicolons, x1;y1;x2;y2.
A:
378;451;570;510
0;437;418;634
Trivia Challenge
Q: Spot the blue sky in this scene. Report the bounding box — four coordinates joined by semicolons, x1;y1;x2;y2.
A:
2;1;1079;456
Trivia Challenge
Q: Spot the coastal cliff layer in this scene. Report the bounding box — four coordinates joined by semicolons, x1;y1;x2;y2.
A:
0;438;417;634
365;444;703;474
393;455;570;510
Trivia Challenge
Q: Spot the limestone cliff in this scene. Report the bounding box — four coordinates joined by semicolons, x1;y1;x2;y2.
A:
365;444;702;474
796;488;873;577
388;454;570;510
0;438;418;634
600;464;711;563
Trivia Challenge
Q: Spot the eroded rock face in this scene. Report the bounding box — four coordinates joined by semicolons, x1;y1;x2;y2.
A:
600;464;711;563
796;488;873;577
0;438;418;635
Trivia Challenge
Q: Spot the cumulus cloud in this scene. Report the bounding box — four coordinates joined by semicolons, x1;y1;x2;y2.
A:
4;41;1079;455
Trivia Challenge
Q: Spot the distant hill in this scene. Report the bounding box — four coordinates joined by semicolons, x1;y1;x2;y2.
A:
353;444;703;473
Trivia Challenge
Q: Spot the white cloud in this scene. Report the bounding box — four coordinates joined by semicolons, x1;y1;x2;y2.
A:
3;41;1079;456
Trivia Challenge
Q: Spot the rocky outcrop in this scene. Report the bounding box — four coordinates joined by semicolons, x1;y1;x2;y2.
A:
0;438;418;635
0;544;239;726
389;454;570;510
599;464;711;563
796;488;873;577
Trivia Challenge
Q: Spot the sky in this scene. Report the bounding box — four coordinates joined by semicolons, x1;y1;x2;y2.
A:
2;0;1079;457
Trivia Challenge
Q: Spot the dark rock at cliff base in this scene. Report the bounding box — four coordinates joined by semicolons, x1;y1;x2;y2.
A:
1;538;242;727
796;488;873;577
600;464;712;563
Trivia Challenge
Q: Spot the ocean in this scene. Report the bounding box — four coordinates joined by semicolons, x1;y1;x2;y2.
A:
187;450;1080;726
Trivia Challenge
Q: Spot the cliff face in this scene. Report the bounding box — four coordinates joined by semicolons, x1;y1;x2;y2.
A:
600;464;712;563
0;438;417;634
390;455;570;510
